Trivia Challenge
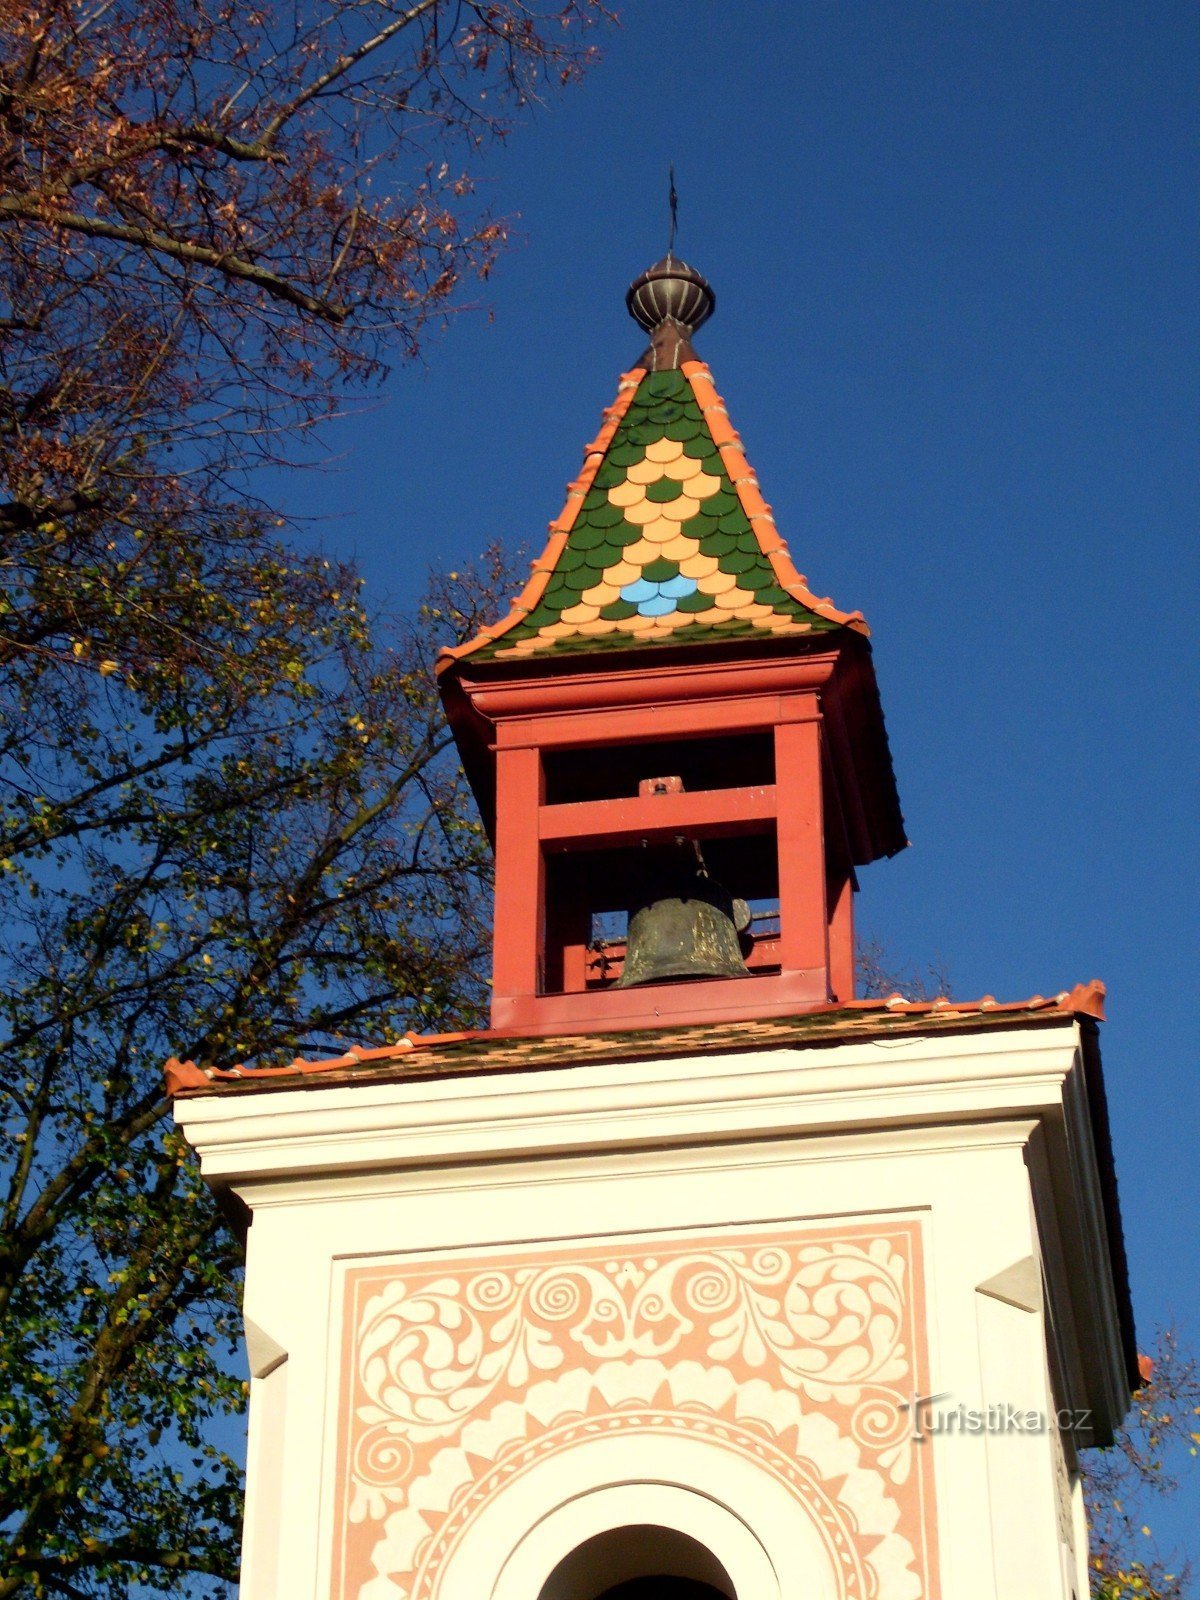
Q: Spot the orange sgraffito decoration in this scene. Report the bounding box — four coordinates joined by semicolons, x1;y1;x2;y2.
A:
331;1220;940;1600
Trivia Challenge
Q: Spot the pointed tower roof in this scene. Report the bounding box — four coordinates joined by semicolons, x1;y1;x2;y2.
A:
438;257;867;674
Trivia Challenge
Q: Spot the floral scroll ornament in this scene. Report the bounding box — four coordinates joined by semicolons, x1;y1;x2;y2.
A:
348;1236;915;1522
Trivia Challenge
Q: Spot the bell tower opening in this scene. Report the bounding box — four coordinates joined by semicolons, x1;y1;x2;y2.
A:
537;1525;735;1600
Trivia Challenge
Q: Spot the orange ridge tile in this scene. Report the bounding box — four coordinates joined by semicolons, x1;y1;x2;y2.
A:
530;532;570;575
164;1057;211;1093
701;414;735;446
728;465;772;521
345;1042;416;1062
403;1027;488;1047
1062;979;1106;1019
715;442;755;483
437;368;647;672
164;1037;423;1091
581;373;644;453
767;545;866;630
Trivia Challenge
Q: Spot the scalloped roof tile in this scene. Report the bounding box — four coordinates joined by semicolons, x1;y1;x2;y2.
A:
438;360;867;672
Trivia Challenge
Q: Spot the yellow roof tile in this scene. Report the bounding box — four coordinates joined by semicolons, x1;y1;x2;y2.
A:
622;537;659;566
700;568;737;596
660;495;701;523
641;517;681;545
679;550;719;577
623;500;662;526
662;534;703;562
627;456;667;486
603;559;640;587
607;478;643;507
669;454;706;483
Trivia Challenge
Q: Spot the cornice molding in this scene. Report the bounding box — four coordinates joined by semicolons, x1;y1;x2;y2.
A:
175;1019;1082;1187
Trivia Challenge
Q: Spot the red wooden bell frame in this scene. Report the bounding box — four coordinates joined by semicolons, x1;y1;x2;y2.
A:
440;635;904;1036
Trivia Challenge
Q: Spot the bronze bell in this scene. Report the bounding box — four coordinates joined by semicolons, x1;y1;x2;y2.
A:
614;838;751;988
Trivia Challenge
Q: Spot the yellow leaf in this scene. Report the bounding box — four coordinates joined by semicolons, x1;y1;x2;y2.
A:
98;659;118;676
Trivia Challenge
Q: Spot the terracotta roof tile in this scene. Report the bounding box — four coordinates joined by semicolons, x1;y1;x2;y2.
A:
437;362;866;673
166;980;1106;1098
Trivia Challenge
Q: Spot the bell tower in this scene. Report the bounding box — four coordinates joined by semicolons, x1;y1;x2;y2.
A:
438;255;904;1034
173;255;1137;1600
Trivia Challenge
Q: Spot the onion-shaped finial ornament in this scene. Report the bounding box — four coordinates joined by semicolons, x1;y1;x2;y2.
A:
626;255;716;335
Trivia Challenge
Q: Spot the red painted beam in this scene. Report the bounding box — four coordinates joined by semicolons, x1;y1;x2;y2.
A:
468;651;838;721
774;719;829;978
494;695;820;752
491;967;829;1033
538;785;777;850
492;745;545;1001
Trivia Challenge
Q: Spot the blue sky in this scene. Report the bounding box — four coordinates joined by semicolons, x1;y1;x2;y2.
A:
271;0;1198;1554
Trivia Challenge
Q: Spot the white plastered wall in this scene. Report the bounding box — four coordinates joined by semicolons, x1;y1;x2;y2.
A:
176;1018;1128;1600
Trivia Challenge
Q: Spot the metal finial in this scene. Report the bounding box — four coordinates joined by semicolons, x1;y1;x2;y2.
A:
626;254;715;337
668;164;679;256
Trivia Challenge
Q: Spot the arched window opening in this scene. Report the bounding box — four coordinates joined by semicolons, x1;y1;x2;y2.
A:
537;1524;736;1600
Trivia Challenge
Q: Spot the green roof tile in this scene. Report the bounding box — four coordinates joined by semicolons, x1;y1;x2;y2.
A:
701;488;739;517
738;564;781;593
566;521;609;552
582;498;626;528
555;542;589;570
642;557;681;582
681;433;717;456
